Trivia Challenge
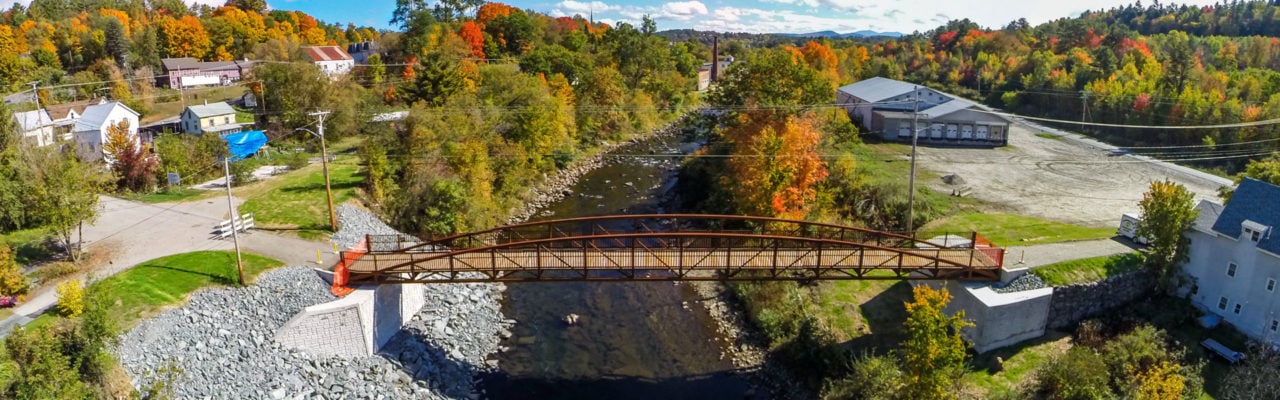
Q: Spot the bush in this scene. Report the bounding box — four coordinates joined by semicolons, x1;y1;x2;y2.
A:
822;353;901;400
56;280;84;317
1031;346;1111;400
29;261;78;283
0;243;29;296
284;151;309;171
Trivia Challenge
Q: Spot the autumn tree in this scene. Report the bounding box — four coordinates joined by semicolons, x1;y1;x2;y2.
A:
225;0;267;13
0;243;29;297
1136;179;1197;289
898;285;971;400
721;111;828;219
459;21;485;59
17;146;105;260
102;120;158;192
709;49;833;114
157;14;211;59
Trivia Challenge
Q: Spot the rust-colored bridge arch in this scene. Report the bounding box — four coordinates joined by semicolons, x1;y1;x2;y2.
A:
332;214;1004;288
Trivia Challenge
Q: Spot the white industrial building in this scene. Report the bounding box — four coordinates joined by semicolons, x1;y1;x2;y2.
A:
838;77;1011;147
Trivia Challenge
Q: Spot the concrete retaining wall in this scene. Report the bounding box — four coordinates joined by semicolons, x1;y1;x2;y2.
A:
1045;269;1154;329
275;270;426;357
927;280;1054;353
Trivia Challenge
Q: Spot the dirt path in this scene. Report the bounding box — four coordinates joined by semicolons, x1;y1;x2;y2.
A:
1;196;337;334
1005;238;1139;269
914;122;1231;227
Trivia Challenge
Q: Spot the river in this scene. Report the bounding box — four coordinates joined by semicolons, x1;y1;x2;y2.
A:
477;133;755;399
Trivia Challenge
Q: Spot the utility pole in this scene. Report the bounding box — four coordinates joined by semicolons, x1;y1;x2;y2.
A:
1080;90;1091;133
224;156;246;286
309;110;337;232
26;81;40;110
907;86;920;234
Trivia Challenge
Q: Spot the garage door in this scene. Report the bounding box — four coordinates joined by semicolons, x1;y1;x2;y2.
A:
976;126;989;140
946;124;958;139
898;126;911;137
961;125;973;139
930;124;943;139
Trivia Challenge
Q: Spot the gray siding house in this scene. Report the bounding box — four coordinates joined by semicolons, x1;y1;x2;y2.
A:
1183;178;1280;345
838;77;1010;147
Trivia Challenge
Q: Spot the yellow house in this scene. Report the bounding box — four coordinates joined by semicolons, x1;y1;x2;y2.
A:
181;101;243;136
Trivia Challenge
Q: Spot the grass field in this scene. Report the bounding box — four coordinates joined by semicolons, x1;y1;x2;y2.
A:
90;251;281;327
919;212;1116;246
236;157;363;239
0;228;59;265
141;86;247;125
120;187;215;204
1034;252;1145;286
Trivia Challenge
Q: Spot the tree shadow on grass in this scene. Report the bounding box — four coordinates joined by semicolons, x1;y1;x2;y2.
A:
278;179;363;194
839;280;914;356
139;264;238;287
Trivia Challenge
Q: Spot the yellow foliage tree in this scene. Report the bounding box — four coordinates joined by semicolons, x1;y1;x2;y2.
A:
721;110;829;220
0;244;29;297
1131;361;1186;400
899;285;972;400
56;280;85;317
158;15;211;59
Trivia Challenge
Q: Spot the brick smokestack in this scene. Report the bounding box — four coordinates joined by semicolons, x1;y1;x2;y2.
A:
711;36;719;82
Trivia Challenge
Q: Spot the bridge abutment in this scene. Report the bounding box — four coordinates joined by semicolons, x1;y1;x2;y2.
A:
275;270;426;357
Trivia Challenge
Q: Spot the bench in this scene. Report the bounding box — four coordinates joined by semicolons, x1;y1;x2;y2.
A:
1201;338;1245;364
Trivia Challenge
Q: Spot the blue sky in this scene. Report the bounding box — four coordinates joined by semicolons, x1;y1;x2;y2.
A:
1;0;1222;34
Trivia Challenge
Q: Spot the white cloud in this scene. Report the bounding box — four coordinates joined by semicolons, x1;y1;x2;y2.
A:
662;1;708;17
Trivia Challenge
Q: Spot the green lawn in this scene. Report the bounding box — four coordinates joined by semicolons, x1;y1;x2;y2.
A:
919;213;1115;246
236;157;363;239
1035;132;1063;140
119;187;214;204
90;251;282;327
967;331;1072;397
0;227;59;265
142;85;247;125
1034;252;1145;286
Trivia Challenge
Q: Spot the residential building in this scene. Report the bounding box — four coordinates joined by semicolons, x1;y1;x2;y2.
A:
160;57;254;89
347;41;381;64
72;101;141;162
13;109;54;147
1183;178;1280;346
181;101;242;136
304;46;354;79
46;98;104;140
837;77;1011;147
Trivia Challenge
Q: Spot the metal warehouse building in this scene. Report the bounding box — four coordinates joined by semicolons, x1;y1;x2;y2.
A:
838;77;1011;147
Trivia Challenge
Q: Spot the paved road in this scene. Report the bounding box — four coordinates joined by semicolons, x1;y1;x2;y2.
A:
1;195;338;334
1005;237;1140;269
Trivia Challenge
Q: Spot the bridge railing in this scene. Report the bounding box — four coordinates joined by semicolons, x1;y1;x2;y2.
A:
385;214;950;253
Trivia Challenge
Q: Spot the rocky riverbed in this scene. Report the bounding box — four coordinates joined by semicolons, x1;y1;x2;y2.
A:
115;205;508;400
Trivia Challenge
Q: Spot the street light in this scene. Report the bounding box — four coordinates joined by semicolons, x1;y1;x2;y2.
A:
297;127;337;232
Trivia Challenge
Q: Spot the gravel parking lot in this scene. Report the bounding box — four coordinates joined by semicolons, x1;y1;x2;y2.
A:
912;122;1232;227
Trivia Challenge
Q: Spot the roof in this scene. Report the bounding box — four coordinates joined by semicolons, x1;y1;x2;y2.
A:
304;46;353;62
74;101;139;132
1211;178;1280;254
161;58;253;72
202;123;244;133
921;97;977;119
46;98;102;120
13;109;52;132
838;77;920;103
1192;199;1224;231
185;102;236;118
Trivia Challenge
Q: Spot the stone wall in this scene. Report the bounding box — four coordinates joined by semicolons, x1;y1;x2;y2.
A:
1046;269;1155;329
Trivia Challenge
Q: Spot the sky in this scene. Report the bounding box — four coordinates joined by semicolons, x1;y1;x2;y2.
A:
1;0;1225;34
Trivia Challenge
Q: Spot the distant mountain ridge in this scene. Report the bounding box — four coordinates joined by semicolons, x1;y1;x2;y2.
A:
782;30;904;38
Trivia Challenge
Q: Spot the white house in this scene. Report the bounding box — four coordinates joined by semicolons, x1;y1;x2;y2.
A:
304;45;354;79
46;98;104;140
13;109;54;147
1183;178;1280;346
181;101;242;136
72;101;141;162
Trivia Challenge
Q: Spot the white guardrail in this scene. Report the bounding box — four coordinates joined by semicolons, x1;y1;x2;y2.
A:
214;213;255;239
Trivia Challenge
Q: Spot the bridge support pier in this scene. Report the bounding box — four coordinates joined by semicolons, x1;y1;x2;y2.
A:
275;270;426;357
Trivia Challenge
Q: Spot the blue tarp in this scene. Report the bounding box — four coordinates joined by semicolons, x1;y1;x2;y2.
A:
221;130;268;161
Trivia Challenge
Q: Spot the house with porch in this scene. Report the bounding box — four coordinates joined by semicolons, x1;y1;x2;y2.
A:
181;101;243;136
1183;178;1280;346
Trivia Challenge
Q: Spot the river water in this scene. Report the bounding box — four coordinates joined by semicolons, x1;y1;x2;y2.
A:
477;134;754;399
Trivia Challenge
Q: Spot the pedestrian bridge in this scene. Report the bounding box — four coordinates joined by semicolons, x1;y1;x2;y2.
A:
329;214;1005;292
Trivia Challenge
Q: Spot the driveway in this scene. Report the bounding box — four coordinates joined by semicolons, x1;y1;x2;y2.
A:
1005;237;1139;269
1;195;338;334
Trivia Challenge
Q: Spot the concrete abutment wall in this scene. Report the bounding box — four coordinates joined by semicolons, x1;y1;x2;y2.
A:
275;270;426;357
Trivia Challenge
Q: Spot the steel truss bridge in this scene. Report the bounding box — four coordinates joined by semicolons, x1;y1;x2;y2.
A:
331;214;1005;286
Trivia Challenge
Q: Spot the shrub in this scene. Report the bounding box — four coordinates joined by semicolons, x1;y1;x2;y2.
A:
1075;319;1109;348
822;353;901;400
0;243;29;296
56;280;84;317
1031;346;1112;400
29;261;78;283
284;151;309;171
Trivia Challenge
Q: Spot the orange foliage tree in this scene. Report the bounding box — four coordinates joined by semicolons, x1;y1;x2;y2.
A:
459;21;485;59
721;111;828;219
102;120;158;192
157;15;211;58
476;2;515;27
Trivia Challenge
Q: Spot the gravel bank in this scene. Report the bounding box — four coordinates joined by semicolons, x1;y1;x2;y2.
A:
116;206;509;399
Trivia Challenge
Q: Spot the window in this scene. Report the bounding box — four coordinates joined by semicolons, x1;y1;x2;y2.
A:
224;117;230;124
1227;262;1238;277
1218;297;1229;310
1272;320;1279;332
1269;278;1277;292
1252;230;1263;242
1234;304;1243;314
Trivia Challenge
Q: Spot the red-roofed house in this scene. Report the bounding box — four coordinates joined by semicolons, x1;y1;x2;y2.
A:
304;46;354;79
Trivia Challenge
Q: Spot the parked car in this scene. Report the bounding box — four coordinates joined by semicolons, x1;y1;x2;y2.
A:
0;296;16;308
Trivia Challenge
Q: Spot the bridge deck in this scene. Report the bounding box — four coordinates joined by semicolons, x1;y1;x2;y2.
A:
345;247;1000;283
